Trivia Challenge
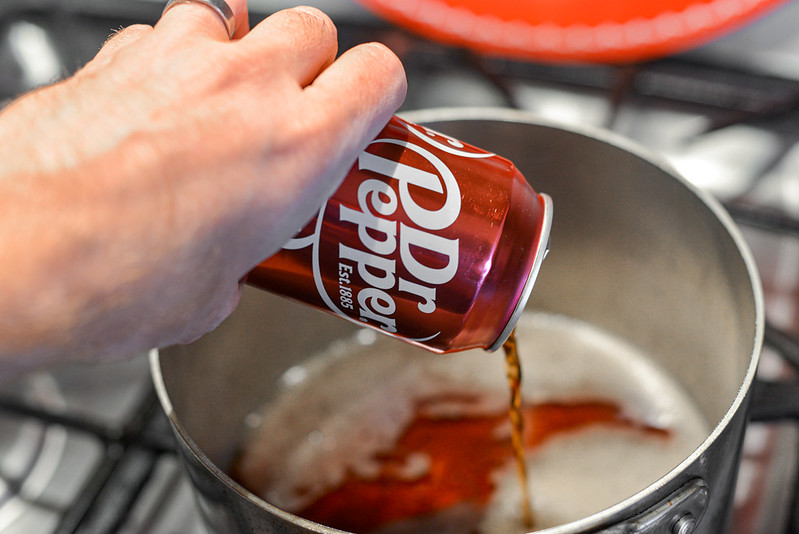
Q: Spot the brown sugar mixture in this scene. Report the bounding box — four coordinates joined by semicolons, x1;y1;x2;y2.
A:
230;314;708;533
288;396;666;533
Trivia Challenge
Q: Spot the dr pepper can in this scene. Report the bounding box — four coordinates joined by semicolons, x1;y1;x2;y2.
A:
246;116;553;353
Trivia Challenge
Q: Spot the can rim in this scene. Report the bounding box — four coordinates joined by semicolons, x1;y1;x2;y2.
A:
487;193;553;352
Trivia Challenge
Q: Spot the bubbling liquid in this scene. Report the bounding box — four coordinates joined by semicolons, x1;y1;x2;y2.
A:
231;313;709;533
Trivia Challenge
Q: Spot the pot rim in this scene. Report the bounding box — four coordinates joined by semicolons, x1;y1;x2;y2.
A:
150;107;765;533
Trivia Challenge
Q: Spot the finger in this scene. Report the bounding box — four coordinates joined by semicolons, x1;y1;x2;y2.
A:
306;42;407;141
157;0;247;42
289;42;406;206
231;0;250;39
243;6;338;87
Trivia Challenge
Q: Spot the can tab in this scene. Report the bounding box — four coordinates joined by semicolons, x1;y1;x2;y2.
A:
602;479;709;534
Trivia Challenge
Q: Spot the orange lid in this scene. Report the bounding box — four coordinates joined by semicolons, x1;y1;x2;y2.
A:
356;0;789;63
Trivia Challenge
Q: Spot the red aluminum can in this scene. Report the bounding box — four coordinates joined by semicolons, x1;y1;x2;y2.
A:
246;116;552;353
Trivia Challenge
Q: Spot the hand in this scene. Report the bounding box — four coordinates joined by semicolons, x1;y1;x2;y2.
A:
0;2;407;374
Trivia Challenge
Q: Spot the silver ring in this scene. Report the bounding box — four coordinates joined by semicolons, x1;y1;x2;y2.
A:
163;0;236;39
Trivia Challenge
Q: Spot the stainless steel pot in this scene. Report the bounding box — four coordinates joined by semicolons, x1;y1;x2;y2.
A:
151;108;764;533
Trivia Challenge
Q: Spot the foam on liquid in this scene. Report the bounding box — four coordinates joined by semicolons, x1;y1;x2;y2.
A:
232;313;709;532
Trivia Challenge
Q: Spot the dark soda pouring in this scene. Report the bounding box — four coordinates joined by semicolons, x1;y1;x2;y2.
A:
502;330;534;529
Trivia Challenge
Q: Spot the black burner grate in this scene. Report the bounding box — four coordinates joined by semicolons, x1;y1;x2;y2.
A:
0;385;176;534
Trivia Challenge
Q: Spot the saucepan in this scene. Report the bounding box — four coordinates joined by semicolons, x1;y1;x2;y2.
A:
150;107;763;533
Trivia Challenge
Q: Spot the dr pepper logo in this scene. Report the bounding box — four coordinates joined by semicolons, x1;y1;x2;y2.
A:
282;117;495;343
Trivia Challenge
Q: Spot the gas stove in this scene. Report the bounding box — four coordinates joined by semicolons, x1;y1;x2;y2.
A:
2;1;799;533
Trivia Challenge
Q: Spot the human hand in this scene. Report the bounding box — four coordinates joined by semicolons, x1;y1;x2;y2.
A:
0;1;406;373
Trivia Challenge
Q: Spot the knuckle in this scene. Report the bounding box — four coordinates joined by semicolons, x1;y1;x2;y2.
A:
280;6;337;41
122;23;154;35
104;23;153;46
362;42;403;71
291;6;335;28
352;42;407;96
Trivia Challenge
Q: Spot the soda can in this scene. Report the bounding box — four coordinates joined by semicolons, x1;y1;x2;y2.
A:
246;116;553;353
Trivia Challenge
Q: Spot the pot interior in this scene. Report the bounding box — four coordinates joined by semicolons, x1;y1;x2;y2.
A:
155;111;761;529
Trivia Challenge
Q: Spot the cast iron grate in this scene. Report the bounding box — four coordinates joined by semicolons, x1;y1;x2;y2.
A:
0;386;176;534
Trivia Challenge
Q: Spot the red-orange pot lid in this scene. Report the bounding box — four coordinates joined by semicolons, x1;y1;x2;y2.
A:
357;0;790;63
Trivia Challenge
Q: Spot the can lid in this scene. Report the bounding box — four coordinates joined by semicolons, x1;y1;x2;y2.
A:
488;193;553;352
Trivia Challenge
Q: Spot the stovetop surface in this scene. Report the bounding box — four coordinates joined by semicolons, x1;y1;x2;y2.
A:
2;2;799;533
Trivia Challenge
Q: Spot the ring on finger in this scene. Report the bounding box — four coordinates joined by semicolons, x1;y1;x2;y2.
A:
162;0;237;39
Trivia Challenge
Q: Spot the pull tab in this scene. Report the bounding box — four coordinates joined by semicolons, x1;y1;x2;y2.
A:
603;479;709;534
